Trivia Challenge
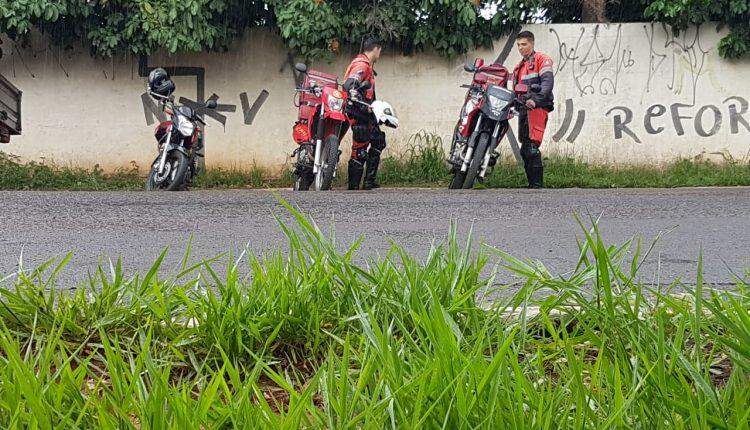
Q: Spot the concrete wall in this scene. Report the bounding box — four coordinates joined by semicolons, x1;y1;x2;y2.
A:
1;23;748;171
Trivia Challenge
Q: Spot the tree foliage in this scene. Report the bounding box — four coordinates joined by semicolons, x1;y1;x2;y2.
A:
0;0;272;57
644;0;750;59
1;0;749;59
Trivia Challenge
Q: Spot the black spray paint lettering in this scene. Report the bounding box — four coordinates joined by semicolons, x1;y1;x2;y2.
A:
552;99;586;143
644;104;666;134
724;96;750;134
694;105;722;137
606;106;641;143
670;103;692;136
179;94;236;127
608;96;750;142
141;93;167;125
240;90;269;125
138;55;267;127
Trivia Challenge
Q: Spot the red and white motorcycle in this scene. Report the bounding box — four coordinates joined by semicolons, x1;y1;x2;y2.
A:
290;63;399;191
447;58;534;189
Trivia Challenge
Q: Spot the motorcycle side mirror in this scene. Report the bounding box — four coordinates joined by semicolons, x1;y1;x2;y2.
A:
294;63;308;74
463;63;476;73
205;99;218;109
530;84;541;93
474;58;484;69
514;83;529;94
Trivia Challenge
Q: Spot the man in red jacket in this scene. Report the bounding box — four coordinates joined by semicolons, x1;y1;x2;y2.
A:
513;30;555;188
342;36;385;190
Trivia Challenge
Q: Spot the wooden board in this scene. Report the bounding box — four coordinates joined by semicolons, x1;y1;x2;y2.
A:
0;73;21;135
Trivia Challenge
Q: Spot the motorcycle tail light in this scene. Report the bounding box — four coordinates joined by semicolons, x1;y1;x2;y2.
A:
293;123;310;143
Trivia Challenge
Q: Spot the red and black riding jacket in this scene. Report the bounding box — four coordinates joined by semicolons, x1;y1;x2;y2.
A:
513;51;555;110
343;54;376;102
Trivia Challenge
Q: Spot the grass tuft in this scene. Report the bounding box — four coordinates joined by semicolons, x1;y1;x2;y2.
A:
0;200;748;428
4;135;750;190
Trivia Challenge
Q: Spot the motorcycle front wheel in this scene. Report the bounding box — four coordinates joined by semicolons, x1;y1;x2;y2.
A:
449;170;466;189
462;133;489;189
314;135;340;191
146;150;190;191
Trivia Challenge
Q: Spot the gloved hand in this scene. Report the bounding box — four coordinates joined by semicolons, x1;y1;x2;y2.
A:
349;88;361;102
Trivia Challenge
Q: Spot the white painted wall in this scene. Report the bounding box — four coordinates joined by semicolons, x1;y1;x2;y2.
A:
1;23;748;171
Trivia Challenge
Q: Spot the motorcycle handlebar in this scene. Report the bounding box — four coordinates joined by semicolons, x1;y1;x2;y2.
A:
149;91;174;102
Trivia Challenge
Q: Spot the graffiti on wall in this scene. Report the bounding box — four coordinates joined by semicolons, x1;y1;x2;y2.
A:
549;24;635;97
137;56;269;128
546;23;748;145
606;97;750;143
1;40;270;129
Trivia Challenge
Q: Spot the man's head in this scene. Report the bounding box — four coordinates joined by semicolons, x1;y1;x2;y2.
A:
362;36;383;63
516;31;535;58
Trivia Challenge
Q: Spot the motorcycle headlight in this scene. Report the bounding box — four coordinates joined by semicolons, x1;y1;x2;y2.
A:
176;114;195;137
487;95;507;114
328;96;344;112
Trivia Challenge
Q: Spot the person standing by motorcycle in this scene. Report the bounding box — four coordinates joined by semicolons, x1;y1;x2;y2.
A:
512;30;554;189
342;36;385;190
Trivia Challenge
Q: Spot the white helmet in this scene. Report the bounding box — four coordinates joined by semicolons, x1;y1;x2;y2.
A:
371;100;399;129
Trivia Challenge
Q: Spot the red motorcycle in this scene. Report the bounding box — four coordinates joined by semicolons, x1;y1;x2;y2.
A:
291;63;349;191
447;58;533;189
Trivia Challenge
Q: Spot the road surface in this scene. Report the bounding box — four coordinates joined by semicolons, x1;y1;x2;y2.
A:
1;188;748;288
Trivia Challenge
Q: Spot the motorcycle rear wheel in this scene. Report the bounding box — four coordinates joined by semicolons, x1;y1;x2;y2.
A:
146;150;190;191
314;136;340;191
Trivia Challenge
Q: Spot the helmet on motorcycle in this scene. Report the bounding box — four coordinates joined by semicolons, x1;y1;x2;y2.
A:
371;100;399;129
148;67;175;97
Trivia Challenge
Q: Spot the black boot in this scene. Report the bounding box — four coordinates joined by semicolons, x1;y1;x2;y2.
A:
347;159;365;190
363;150;381;190
528;165;543;188
364;129;386;190
527;151;544;189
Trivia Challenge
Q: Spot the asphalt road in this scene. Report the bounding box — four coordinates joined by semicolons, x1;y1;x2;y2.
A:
1;188;749;288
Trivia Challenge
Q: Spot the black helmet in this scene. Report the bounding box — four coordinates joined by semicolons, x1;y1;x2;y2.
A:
148;67;175;97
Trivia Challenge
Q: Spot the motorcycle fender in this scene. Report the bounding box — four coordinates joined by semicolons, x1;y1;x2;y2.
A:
172;145;189;156
459;108;480;138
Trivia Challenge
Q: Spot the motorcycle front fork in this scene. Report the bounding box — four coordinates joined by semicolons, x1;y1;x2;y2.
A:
479;123;504;178
157;130;172;175
458;117;502;175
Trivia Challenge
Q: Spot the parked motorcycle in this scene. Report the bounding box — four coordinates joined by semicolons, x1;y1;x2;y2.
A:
291;63;349;191
290;63;399;191
447;58;534;189
145;78;217;191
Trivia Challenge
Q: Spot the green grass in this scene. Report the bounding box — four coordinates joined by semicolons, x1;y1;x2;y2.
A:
0;200;748;428
0;152;143;190
4;135;750;190
379;131;750;188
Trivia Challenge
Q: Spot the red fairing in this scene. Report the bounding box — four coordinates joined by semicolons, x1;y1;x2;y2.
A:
322;86;348;122
292;69;346;144
456;62;510;138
